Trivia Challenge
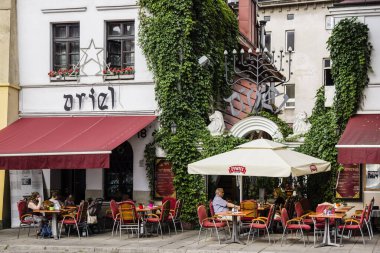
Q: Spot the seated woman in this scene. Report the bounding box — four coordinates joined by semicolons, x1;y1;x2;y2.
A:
49;191;63;209
27;192;45;233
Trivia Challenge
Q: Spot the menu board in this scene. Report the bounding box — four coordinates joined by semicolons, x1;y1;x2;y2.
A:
336;164;361;200
154;158;176;198
365;164;380;190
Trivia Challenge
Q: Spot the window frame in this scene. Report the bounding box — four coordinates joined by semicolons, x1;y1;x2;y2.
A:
52;23;80;71
284;83;295;108
105;21;135;71
323;58;333;86
285;30;295;52
287;14;294;20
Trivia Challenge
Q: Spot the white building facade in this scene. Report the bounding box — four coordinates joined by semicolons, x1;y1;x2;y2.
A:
258;0;335;124
14;0;157;203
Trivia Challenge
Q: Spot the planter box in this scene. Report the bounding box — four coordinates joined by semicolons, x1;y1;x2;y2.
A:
182;222;195;230
50;76;79;82
104;74;134;81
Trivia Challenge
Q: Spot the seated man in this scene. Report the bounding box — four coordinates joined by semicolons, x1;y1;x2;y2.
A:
213;188;238;214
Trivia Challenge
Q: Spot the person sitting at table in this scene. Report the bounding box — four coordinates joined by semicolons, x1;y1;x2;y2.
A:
213;188;238;214
27;192;46;233
64;194;75;207
49;191;63;210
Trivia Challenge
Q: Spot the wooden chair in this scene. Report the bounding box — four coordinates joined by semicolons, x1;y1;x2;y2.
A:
17;200;37;238
197;205;228;244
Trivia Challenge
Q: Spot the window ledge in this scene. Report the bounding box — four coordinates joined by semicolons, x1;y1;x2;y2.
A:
104;74;134;81
50;76;79;82
285;106;295;110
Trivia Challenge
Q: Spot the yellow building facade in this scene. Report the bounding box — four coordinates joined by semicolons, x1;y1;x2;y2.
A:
0;0;19;228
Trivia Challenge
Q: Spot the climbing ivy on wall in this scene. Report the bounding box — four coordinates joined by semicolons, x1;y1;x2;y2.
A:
139;0;238;223
298;18;372;208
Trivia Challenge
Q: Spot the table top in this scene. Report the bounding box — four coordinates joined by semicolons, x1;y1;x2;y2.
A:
217;210;253;217
335;206;354;213
136;206;160;212
309;213;346;219
33;209;61;213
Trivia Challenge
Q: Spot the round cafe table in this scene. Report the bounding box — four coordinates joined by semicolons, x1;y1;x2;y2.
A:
217;210;253;244
33;209;61;239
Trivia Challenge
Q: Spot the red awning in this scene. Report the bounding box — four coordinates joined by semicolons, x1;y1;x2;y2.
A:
0;116;156;169
337;114;380;164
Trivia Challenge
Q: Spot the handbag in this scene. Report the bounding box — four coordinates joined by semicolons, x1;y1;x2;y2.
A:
87;211;98;224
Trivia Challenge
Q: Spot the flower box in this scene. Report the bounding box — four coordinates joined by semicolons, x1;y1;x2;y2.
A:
104;74;134;81
50;75;79;82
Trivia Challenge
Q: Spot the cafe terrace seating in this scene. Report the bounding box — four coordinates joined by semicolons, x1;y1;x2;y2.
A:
17;200;37;239
197;205;228;244
145;200;171;238
338;206;368;245
59;200;89;239
162;197;176;213
294;202;314;225
351;197;374;240
280;208;311;246
247;204;275;244
118;201;141;239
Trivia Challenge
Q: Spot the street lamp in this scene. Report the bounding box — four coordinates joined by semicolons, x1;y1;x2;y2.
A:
170;122;177;135
223;20;293;114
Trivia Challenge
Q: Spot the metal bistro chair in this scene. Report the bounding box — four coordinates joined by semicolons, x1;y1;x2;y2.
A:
145;200;171;238
197;205;228;244
209;200;230;234
247;204;275;244
240;200;258;232
109;200;120;236
339;206;368;245
59;201;89;239
280;208;311;246
169;199;184;234
17;200;37;238
118;201;141;239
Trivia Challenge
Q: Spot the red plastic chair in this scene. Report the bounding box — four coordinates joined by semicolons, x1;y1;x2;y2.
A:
209;200;230;234
247;204;275;244
145;200;171;238
17;200;37;238
338;206;367;245
280;208;311;246
197;205;228;244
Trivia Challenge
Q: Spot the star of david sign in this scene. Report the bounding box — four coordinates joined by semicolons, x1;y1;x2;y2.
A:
79;39;104;76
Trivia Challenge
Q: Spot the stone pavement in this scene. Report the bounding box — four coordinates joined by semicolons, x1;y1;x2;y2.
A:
0;227;379;253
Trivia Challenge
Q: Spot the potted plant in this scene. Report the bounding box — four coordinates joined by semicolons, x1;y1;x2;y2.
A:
103;66;135;80
48;68;79;81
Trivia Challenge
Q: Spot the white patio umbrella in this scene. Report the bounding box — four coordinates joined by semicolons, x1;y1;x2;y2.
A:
188;139;331;201
188;139;331;177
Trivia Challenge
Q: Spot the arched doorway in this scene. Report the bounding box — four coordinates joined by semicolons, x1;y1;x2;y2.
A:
104;141;133;201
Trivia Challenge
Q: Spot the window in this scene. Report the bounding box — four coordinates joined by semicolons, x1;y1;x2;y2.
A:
52;23;80;71
264;32;271;52
264;16;271;21
323;59;333;86
285;84;295;108
287;14;294;20
285;30;295;51
325;15;334;30
106;21;135;70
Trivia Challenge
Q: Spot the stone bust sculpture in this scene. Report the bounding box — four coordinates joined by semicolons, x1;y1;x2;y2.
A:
207;111;226;136
293;111;311;135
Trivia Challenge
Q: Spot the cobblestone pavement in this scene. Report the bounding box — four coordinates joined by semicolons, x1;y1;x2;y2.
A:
0;227;379;253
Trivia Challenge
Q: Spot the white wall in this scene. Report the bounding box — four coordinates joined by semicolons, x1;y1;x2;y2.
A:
17;0;153;86
260;3;332;124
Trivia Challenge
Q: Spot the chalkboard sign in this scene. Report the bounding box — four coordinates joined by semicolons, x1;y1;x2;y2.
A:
336;164;362;200
154;158;176;198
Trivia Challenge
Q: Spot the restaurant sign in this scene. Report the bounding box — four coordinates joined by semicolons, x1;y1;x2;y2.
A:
228;165;246;174
336;164;361;200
